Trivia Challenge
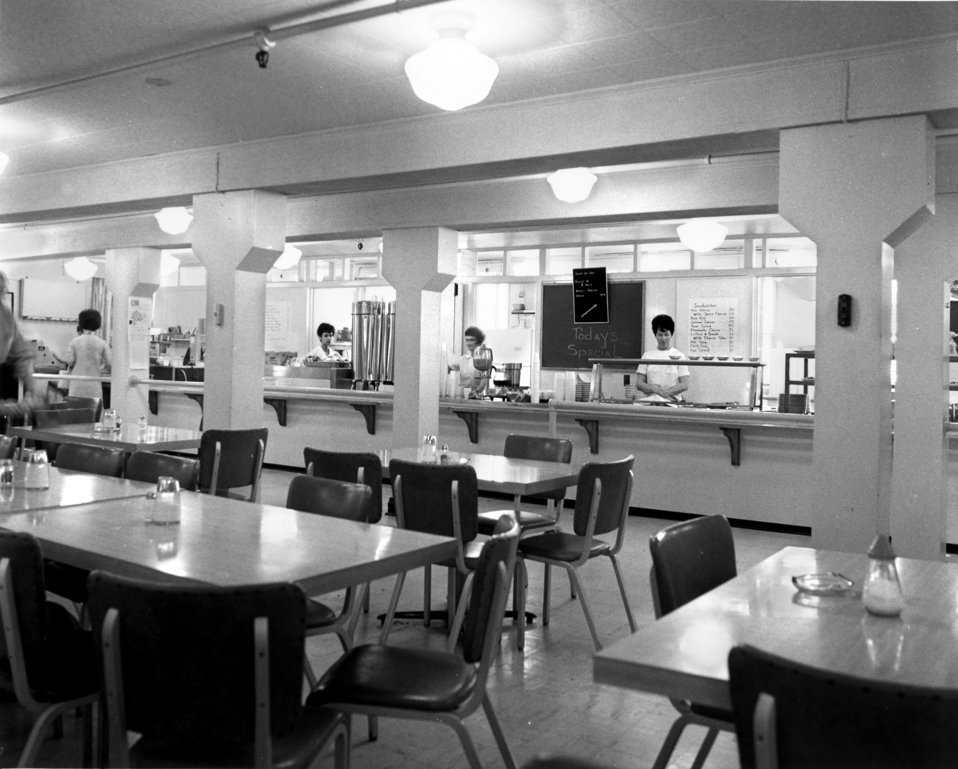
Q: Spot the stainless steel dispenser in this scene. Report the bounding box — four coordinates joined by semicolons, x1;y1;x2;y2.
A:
352;300;395;388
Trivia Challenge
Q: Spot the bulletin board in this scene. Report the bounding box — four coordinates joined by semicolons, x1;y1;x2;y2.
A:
19;278;88;321
541;281;644;369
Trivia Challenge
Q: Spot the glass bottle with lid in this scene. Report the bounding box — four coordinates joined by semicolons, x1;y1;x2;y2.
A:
862;533;904;617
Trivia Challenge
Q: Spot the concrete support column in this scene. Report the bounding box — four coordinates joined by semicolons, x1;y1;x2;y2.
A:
192;191;285;430
891;194;957;559
104;247;160;423
381;227;458;447
779;115;934;552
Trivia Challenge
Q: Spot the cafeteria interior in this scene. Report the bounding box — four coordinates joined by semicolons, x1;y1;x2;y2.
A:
1;467;810;769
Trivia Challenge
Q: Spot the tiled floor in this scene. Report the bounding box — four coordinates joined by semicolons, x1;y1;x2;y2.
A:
7;466;810;768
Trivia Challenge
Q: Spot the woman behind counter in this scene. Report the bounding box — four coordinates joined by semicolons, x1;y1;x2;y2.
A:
306;322;345;362
448;325;490;398
635;313;689;402
56;309;111;403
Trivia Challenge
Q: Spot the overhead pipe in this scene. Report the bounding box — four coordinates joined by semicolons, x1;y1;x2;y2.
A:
0;0;453;106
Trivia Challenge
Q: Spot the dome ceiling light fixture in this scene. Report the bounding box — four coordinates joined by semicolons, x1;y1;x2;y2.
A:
273;244;302;270
546;167;598;203
404;12;499;111
677;219;728;252
154;207;193;235
64;256;98;281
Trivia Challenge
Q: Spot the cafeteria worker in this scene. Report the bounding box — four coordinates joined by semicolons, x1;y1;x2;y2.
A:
634;313;690;401
448;325;488;398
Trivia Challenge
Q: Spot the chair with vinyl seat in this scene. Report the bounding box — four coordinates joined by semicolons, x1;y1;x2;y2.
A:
647;515;737;769
476;434;574;536
0;531;98;768
517;455;636;651
379;459;483;647
52;396;103;421
307;514;520;769
55;443;128;477
197;427;268;501
124;451;200;491
86;571;350;769
303;447;383;523
729;643;958;769
31;407;97;462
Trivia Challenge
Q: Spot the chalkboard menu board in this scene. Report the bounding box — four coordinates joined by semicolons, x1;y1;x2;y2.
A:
541;281;644;369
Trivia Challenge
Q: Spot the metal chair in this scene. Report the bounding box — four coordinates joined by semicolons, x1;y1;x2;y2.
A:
517;455;636;650
380;459;482;646
31;407;97;462
55;443;127;477
0;531;97;768
476;434;573;536
303;447;383;523
648;515;737;769
307;514;520;769
124;451;200;490
52;396;103;421
87;571;350;769
729;642;958;769
197;427;268;501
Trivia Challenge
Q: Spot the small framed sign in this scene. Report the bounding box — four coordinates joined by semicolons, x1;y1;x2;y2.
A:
572;267;609;324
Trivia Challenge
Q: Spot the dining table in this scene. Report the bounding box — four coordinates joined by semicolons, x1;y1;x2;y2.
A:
593;546;958;711
379;447;581;500
0;461;154;515
0;490;458;596
8;422;203;453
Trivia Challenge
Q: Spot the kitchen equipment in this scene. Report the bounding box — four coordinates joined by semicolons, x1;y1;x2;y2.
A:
351;300;395;388
471;345;494;396
500;362;522;387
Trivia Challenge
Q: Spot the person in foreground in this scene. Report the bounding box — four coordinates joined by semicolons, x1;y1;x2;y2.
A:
634;313;690;402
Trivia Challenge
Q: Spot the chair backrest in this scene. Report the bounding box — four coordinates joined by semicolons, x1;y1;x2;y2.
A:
285;474;373;522
54;397;104;421
462;514;519;667
198;428;268;498
55;443;128;477
303;447;383;523
34;407;97;428
0;532;50;682
389;458;479;542
124;452;200;491
571;455;634;539
503;434;573;502
0;435;16;460
728;643;958;769
87;571;306;754
649;514;736;618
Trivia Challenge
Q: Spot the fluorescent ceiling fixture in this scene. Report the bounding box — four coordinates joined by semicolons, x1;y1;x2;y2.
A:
0;153;8;175
273;245;302;270
546;168;598;203
677;220;728;252
154;207;193;235
63;256;98;281
160;253;180;275
405;28;498;111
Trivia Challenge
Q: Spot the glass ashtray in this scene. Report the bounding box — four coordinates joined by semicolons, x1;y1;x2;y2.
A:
792;572;854;596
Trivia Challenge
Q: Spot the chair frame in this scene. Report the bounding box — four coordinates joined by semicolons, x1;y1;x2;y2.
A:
0;556;96;768
647;515;737;769
380;463;481;647
313;516;520;769
200;429;267;502
517;456;636;651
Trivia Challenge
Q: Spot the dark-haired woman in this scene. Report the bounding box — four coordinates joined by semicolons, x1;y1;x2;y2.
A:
59;309;111;401
305;322;344;361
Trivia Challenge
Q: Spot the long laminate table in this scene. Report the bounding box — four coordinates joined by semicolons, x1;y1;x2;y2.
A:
594;546;958;711
379;447;581;498
0;491;457;595
0;462;154;514
9;423;202;452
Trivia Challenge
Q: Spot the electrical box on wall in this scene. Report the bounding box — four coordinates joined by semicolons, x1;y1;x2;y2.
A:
837;294;852;327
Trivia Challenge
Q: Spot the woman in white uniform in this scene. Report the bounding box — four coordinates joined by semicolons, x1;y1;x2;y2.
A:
305;322;344;361
58;309;111;402
448;325;488;398
635;314;689;401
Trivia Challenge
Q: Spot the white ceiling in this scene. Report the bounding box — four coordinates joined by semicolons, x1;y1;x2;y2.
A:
2;0;956;179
